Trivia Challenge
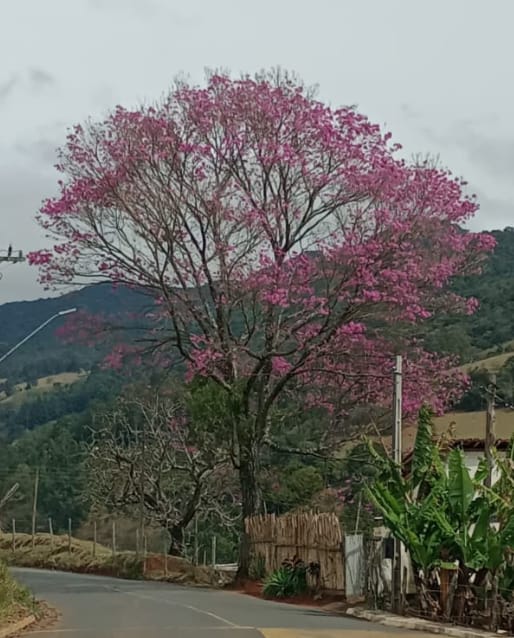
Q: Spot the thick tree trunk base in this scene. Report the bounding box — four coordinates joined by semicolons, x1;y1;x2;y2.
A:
237;456;261;580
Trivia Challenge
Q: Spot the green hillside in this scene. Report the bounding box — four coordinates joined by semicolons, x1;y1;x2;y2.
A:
0;283;151;385
425;227;514;362
0;227;512;548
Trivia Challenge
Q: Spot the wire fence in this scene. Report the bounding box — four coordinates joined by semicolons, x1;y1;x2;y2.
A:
1;514;234;573
363;535;514;634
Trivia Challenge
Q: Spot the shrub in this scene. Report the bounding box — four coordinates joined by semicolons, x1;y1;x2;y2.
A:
263;557;308;598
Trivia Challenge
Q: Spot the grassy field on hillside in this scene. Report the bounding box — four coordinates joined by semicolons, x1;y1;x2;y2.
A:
459;351;514;373
0;371;88;404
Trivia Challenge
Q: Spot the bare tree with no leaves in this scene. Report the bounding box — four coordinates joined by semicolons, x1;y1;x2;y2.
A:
87;391;238;555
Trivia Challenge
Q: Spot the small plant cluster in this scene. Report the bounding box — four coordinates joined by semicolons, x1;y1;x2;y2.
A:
263;556;320;599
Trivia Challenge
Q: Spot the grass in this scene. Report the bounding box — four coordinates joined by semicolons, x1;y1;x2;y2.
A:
0;533;223;587
0;560;35;625
0;533;143;580
459;351;514;373
0;371;88;404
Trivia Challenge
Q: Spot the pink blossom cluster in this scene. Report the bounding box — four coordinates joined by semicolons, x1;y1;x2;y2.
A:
28;72;495;418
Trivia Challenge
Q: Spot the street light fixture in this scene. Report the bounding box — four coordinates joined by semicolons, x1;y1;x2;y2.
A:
0;308;78;366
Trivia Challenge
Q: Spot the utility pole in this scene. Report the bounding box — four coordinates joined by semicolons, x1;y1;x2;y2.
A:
485;373;497;489
0;247;25;282
391;355;403;613
0;246;25;264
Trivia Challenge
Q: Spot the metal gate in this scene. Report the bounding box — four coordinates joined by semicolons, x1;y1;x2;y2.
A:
345;533;365;597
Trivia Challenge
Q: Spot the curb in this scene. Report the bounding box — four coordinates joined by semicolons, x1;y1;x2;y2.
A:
345;607;500;638
0;614;36;638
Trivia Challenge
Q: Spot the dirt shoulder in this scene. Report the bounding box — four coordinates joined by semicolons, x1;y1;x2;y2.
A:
0;561;38;637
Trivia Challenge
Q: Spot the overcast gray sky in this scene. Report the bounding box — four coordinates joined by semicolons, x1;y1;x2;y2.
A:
1;0;513;303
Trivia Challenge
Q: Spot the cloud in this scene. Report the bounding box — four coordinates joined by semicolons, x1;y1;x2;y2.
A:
0;75;19;103
85;0;161;15
450;124;514;182
84;0;200;25
421;120;514;183
28;68;55;92
0;69;55;104
400;104;421;120
15;138;59;165
471;190;513;232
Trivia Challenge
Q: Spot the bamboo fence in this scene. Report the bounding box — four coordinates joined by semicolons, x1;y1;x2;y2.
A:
245;511;344;592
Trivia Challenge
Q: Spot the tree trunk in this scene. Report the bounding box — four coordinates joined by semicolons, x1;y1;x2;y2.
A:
236;451;262;580
167;524;184;556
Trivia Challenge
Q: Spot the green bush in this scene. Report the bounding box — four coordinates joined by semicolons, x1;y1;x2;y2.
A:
263;558;308;598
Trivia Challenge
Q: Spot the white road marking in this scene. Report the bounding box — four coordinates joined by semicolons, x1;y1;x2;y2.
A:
120;588;240;628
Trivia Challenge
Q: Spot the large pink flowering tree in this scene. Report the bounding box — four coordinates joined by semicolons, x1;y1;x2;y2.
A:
30;71;493;569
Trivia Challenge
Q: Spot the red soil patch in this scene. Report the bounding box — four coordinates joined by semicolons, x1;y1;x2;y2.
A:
231;580;343;608
144;554;190;573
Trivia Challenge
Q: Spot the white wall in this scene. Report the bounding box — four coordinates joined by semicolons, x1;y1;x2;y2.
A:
463;450;505;485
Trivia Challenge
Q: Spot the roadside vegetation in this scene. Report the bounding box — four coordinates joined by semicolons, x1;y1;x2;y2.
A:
0;560;36;626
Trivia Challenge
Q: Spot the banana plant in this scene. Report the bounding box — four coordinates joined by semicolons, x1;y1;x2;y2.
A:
367;409;514;628
366;406;452;571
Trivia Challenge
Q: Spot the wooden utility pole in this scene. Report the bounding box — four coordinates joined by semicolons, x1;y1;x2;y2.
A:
48;517;54;547
391;355;403;613
31;468;39;548
485;373;497;489
194;514;199;566
211;535;217;568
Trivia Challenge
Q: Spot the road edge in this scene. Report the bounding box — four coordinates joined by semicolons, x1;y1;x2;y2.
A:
345;607;499;638
0;614;35;638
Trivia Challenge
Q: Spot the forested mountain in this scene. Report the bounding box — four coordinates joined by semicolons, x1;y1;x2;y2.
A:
2;229;514;382
425;227;514;361
0;284;150;384
0;226;512;542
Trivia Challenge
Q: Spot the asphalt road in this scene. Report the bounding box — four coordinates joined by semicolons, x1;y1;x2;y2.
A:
14;568;429;638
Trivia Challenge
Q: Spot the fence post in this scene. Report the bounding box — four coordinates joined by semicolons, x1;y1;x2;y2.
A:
136;527;140;558
11;519;16;552
68;517;72;554
163;537;168;577
48;517;54;547
211;535;217;568
203;549;207;566
194;514;199;566
112;520;116;558
31;468;39;549
143;534;147;576
93;520;97;558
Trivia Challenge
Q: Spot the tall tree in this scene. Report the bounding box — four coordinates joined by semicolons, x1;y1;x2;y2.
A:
30;71;493;574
